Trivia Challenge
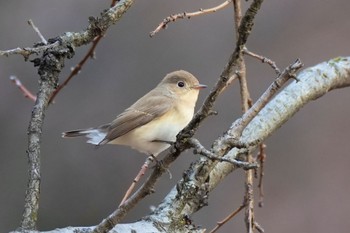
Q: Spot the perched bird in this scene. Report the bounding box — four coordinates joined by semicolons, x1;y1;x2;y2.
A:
62;70;206;157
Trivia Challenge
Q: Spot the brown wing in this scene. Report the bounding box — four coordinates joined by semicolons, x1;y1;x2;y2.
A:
99;89;174;145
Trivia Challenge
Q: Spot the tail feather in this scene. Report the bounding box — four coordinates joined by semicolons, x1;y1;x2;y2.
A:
62;129;92;137
62;124;109;145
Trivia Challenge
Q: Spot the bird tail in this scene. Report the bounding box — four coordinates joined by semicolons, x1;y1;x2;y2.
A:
62;124;109;145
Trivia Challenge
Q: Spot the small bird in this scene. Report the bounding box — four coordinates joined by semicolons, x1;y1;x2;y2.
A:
62;70;206;157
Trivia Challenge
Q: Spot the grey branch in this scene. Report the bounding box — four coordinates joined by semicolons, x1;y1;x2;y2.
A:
0;0;134;60
0;42;59;61
16;0;134;231
28;19;47;45
187;138;258;169
10;56;350;233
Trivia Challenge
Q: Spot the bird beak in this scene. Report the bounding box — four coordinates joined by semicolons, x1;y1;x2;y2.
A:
192;84;207;90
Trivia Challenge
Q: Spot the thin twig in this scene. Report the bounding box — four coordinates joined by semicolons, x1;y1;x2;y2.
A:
254;221;265;233
244;155;255;233
233;0;243;30
118;157;153;206
49;35;102;103
232;1;256;232
93;160;168;233
0;41;59;61
49;0;121;103
209;204;245;233
188;138;257;169
10;76;37;101
28;19;47;45
150;0;232;37
243;47;281;74
257;143;266;207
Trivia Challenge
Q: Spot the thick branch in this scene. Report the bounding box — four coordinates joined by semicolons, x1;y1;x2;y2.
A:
228;59;303;140
209;57;350;189
21;49;69;231
16;0;134;230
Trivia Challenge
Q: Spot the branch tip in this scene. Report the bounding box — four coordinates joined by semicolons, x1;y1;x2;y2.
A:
150;0;232;37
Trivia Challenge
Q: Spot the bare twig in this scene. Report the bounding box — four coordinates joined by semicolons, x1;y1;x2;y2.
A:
244;156;255;233
49;0;122;103
209;204;245;233
243;47;281;74
10;76;37;101
49;35;102;103
50;0;122;103
118;156;153;206
150;0;232;37
0;41;59;61
28;19;47;45
254;221;265;233
93;160;168;233
232;1;256;231
188;138;257;169
233;0;243;30
257;143;266;207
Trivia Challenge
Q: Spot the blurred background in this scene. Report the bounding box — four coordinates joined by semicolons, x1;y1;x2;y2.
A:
1;0;350;232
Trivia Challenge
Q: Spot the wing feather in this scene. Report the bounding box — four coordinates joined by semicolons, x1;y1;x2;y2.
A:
100;89;174;145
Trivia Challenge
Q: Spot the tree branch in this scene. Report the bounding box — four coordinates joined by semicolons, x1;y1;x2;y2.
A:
0;42;60;61
243;47;281;74
27;19;47;45
14;1;134;230
10;76;37;101
48;0;122;103
150;0;233;37
21;47;70;231
11;57;350;233
188;138;257;169
227;59;303;141
0;0;133;61
208;57;350;191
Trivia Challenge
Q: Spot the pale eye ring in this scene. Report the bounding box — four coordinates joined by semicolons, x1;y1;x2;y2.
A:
177;81;185;87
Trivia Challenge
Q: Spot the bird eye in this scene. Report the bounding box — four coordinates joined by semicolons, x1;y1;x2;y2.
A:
177;81;185;87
